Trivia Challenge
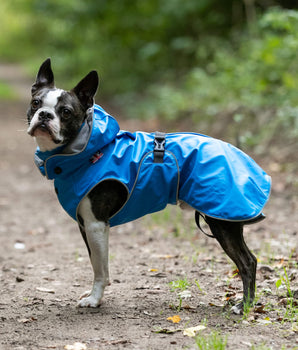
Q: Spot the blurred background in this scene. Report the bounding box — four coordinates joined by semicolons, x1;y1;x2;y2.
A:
0;0;297;175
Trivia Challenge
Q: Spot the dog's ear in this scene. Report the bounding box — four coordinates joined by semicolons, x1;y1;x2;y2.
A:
32;58;55;95
72;71;99;110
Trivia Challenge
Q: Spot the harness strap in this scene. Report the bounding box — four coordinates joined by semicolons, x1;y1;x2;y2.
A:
153;131;166;163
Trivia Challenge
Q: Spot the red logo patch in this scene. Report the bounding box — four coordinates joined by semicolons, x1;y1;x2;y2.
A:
90;151;104;164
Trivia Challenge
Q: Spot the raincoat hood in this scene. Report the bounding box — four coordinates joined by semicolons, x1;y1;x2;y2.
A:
34;105;120;178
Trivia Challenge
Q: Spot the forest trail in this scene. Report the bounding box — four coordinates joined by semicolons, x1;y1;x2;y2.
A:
0;62;297;350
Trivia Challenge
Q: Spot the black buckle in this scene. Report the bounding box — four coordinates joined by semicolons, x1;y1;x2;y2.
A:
153;131;166;163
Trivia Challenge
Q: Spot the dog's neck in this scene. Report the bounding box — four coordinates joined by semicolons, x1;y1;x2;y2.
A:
60;108;93;154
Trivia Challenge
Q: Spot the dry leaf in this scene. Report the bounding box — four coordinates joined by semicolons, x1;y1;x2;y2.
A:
167;315;181;323
64;343;87;350
106;340;129;345
182;304;197;310
254;304;267;314
36;287;55;294
183;325;206;337
257;318;272;325
18;317;37;323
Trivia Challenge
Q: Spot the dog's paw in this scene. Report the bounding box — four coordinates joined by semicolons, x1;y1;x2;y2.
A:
77;291;101;308
231;304;242;315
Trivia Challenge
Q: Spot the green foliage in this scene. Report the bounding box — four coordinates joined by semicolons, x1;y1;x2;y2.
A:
0;2;297;152
169;278;191;293
276;267;298;323
195;331;227;350
169;277;191;311
0;0;244;92
0;81;16;100
124;8;298;150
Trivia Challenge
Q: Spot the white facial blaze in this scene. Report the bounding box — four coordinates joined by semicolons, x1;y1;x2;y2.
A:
43;89;63;108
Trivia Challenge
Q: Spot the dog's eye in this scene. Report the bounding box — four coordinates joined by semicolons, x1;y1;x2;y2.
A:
61;108;71;119
31;99;40;110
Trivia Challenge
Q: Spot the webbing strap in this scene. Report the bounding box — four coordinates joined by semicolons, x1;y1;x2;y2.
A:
153;132;166;163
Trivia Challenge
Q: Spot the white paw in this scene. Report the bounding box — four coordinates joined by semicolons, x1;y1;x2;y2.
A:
77;291;102;308
231;304;242;315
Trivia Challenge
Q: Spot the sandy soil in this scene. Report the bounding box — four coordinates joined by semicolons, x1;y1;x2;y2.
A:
0;64;297;349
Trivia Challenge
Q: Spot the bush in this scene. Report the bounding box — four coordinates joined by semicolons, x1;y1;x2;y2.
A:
122;8;298;153
0;2;297;155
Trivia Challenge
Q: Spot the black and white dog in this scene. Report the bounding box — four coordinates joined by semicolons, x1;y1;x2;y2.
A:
27;59;271;313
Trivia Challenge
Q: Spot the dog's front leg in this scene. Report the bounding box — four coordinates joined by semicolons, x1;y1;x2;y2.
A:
77;198;110;308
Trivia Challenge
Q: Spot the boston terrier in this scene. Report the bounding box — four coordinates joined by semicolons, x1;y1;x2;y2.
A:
27;58;271;313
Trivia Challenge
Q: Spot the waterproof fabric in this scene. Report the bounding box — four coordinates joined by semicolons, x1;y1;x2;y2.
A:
35;104;271;227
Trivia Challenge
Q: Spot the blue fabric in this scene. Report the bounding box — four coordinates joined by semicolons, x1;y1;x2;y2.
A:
35;104;271;226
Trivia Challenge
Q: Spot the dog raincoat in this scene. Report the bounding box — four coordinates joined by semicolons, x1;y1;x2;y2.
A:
34;104;271;226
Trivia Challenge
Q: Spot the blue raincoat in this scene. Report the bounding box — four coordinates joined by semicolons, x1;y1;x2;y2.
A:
34;104;271;227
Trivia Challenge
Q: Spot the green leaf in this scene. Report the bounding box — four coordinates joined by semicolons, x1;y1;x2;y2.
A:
276;279;282;289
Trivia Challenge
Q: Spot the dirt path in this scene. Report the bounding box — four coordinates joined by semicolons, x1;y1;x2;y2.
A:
0;64;297;350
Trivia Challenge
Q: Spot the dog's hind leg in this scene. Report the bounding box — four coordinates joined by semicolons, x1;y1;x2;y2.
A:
202;215;257;314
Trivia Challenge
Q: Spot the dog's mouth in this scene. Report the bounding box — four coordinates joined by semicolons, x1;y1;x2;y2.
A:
28;122;51;136
28;123;62;144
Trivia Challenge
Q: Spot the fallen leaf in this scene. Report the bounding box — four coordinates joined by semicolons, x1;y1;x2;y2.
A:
18;317;37;323
106;340;129;345
183;325;206;337
182;304;197;311
254;304;267;314
36;287;55;294
256;318;272;325
149;268;158;272
167;315;181;323
144;310;155;317
64;343;87;350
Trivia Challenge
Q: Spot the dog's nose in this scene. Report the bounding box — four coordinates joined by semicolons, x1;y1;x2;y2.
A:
39;110;54;121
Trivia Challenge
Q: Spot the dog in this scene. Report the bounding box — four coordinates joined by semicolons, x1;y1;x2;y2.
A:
27;58;271;313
